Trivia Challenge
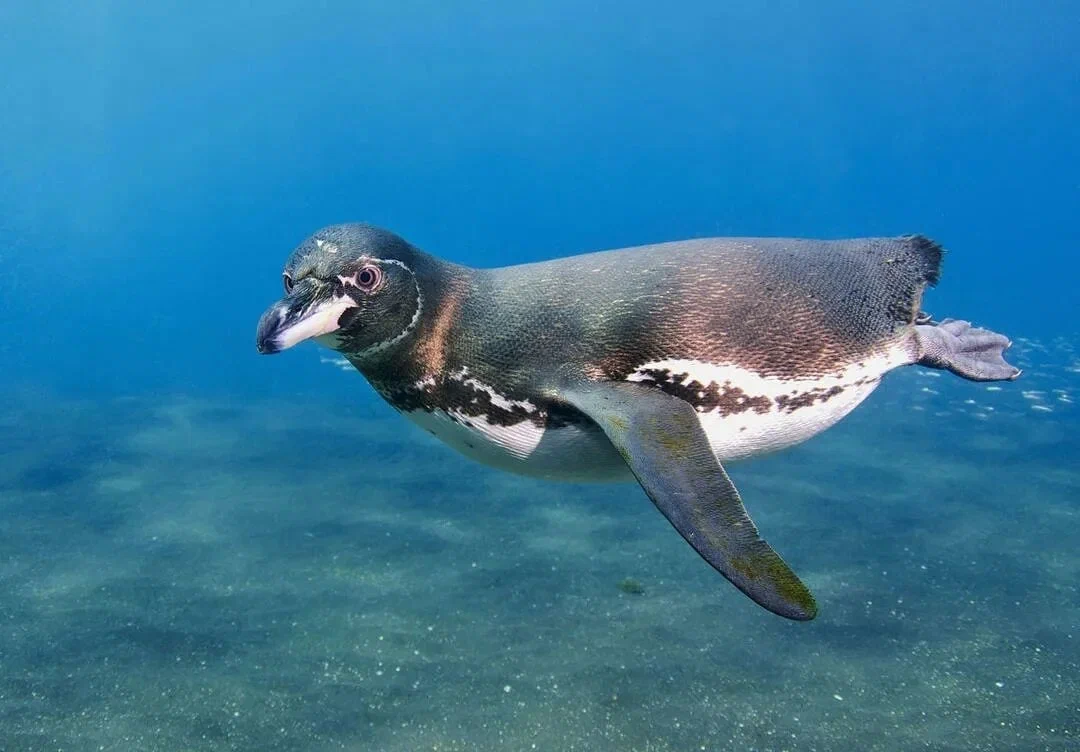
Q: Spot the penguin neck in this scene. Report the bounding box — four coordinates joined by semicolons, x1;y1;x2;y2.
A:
349;251;481;393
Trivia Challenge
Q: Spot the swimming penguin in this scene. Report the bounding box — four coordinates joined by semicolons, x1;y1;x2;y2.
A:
256;224;1020;620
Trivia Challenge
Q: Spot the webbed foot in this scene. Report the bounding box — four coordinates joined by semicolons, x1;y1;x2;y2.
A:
916;318;1021;382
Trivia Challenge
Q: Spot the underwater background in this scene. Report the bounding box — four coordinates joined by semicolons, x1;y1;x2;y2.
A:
1;1;1077;750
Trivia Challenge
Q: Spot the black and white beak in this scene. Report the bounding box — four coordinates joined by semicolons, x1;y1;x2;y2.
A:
256;287;357;354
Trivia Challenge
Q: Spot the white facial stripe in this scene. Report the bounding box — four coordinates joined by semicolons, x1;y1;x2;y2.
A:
352;258;424;359
274;295;356;351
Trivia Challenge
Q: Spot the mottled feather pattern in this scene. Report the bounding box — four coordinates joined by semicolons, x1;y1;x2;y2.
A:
364;235;940;408
351;234;941;470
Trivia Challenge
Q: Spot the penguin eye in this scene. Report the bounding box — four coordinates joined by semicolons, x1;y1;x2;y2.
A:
357;265;381;291
282;272;294;294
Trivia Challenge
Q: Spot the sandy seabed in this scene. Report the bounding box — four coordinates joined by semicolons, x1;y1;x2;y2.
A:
0;338;1077;751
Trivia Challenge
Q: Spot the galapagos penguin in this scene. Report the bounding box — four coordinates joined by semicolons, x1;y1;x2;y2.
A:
256;223;1020;620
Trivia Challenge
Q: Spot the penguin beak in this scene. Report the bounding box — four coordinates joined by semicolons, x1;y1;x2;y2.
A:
256;292;356;354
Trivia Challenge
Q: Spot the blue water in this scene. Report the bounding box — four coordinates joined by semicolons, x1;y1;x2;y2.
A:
1;2;1077;750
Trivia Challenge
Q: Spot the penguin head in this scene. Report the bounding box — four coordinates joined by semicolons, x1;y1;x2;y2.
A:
256;223;424;359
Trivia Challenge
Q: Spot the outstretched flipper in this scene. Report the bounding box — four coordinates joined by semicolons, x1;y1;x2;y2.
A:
915;318;1021;382
560;380;817;621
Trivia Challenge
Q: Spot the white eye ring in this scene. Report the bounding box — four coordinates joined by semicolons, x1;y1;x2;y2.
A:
282;272;294;294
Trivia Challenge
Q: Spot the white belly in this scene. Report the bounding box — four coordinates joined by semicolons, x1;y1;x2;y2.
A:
396;344;912;480
401;407;631;482
626;347;913;461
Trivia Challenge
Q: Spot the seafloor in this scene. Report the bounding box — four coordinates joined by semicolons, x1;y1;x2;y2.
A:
1;338;1077;751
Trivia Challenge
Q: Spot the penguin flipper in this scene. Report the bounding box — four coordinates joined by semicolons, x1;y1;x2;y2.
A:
560;380;817;621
